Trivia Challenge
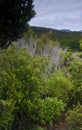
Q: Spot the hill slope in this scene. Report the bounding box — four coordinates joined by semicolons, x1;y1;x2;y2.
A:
31;26;82;51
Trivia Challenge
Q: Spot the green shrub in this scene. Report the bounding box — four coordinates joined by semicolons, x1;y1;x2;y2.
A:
0;46;65;130
66;105;82;130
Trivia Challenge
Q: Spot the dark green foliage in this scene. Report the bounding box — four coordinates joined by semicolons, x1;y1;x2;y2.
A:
0;0;35;48
60;39;80;51
31;26;82;51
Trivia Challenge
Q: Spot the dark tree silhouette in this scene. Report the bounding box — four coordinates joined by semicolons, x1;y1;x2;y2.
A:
0;0;35;48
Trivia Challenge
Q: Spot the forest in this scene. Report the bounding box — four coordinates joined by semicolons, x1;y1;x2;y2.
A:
0;0;82;130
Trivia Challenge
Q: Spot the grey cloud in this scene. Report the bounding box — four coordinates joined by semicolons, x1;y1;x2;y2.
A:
29;0;82;30
34;0;82;14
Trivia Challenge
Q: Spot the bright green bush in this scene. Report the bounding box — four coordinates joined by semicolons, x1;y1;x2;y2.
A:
0;46;65;130
47;71;73;103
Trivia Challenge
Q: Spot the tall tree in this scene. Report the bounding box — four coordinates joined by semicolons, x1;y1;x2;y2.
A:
0;0;35;48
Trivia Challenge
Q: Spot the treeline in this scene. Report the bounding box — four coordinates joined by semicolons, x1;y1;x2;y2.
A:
31;26;82;51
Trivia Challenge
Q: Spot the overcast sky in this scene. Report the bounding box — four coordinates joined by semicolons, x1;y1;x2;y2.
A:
29;0;82;31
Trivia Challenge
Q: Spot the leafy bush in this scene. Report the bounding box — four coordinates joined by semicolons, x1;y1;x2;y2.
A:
66;105;82;130
0;46;65;130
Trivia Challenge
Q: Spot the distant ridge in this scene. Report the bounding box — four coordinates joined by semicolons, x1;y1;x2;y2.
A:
58;29;71;32
31;26;82;33
79;30;82;32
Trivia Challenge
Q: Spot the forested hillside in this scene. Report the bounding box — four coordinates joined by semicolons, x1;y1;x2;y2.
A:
31;26;82;51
